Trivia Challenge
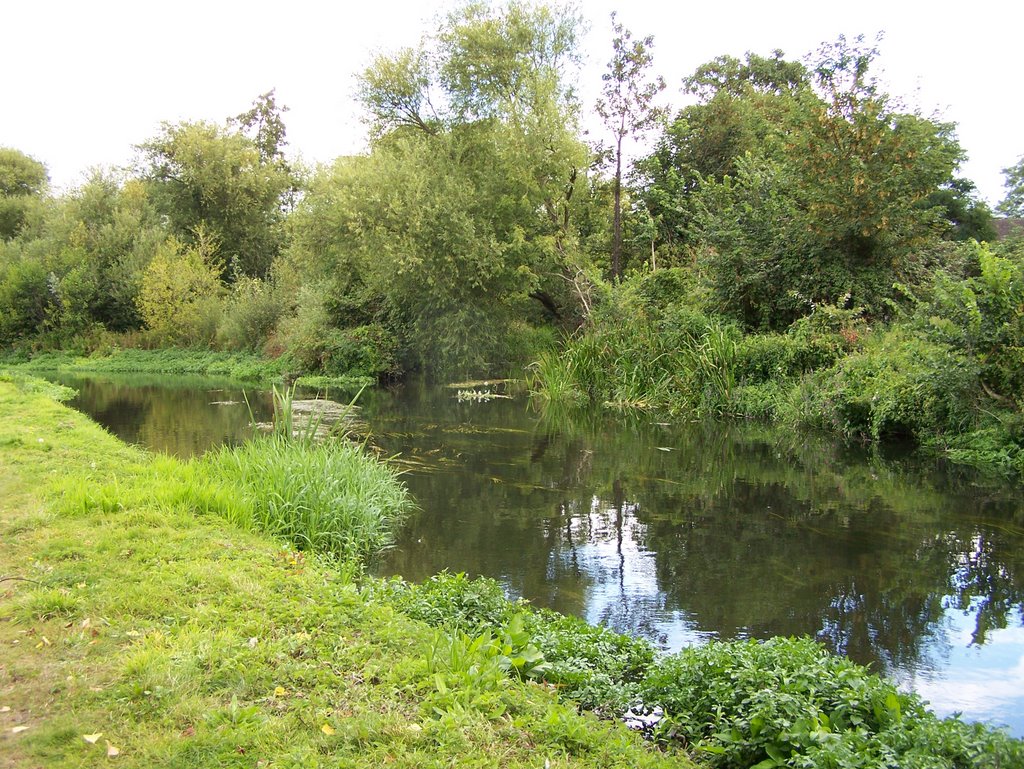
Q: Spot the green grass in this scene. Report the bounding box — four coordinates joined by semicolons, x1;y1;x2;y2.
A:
0;376;692;769
200;434;411;562
3;347;287;383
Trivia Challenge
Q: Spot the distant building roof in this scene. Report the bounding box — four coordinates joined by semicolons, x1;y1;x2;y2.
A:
994;218;1024;239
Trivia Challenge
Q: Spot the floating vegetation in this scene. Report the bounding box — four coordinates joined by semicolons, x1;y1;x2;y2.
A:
445;379;518;389
455;388;512;402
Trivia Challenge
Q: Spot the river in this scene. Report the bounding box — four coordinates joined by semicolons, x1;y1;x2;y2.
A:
44;371;1024;736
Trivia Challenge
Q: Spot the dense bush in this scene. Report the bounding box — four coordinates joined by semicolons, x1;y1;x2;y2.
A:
787;329;976;441
216;277;287;351
640;637;1022;769
137;235;223;346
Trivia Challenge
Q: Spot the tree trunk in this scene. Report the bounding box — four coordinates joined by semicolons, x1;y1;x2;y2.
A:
611;130;624;281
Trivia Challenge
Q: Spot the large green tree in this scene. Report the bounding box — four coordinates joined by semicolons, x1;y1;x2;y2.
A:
0;147;48;240
299;0;595;375
636;38;963;328
138;94;295;280
632;51;806;255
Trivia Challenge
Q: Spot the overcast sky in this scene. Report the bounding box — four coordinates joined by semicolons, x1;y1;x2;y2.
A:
4;0;1021;205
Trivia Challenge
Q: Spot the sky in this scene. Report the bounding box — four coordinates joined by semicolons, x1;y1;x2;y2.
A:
3;0;1022;205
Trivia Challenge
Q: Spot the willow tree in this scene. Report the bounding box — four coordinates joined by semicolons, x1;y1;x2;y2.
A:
306;1;595;375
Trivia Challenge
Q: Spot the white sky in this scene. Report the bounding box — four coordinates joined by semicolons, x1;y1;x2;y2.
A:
3;0;1021;205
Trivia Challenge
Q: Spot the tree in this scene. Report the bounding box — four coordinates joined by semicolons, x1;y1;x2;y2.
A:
0;147;48;239
925;178;996;242
300;1;596;375
683;38;964;328
137;229;223;345
138;94;296;279
595;13;664;280
998;155;1024;218
632;51;807;255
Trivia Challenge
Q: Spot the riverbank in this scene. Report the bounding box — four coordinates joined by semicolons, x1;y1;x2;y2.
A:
0;375;686;768
529;261;1024;480
3;374;1022;767
0;348;373;392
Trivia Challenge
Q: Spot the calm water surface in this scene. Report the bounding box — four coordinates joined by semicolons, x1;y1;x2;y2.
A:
49;373;1024;736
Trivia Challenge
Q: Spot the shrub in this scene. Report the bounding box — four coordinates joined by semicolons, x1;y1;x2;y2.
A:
640;637;1023;769
787;329;976;441
137;235;223;345
915;244;1024;404
216;277;286;351
320;323;399;379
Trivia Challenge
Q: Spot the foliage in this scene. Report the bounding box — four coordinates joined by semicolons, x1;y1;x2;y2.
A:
0;146;48;239
378;572;654;712
321;0;593;376
632;50;806;256
137;96;296;279
637;38;963;329
216;276;287;351
0;242;53;346
787;328;976;441
640;637;1023;769
136;232;223;345
916;242;1024;404
997;154;1024;218
925;178;997;242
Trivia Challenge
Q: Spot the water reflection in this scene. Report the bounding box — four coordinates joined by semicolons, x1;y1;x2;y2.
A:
44;373;1024;735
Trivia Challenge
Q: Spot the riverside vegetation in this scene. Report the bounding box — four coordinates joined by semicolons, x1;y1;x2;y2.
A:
2;375;1022;767
3;3;1024;765
2;4;1024;476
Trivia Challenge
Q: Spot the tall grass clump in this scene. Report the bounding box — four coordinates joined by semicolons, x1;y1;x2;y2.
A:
201;434;410;562
201;388;409;562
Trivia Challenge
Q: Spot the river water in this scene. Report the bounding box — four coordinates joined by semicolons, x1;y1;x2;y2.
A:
46;372;1024;736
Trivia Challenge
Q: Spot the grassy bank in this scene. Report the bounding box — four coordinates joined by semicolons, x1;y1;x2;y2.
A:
3;376;1021;768
1;347;374;391
0;375;689;768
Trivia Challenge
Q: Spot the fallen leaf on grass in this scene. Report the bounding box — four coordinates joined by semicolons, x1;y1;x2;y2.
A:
11;725;29;733
321;724;335;735
106;741;120;757
83;733;103;744
0;706;10;713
